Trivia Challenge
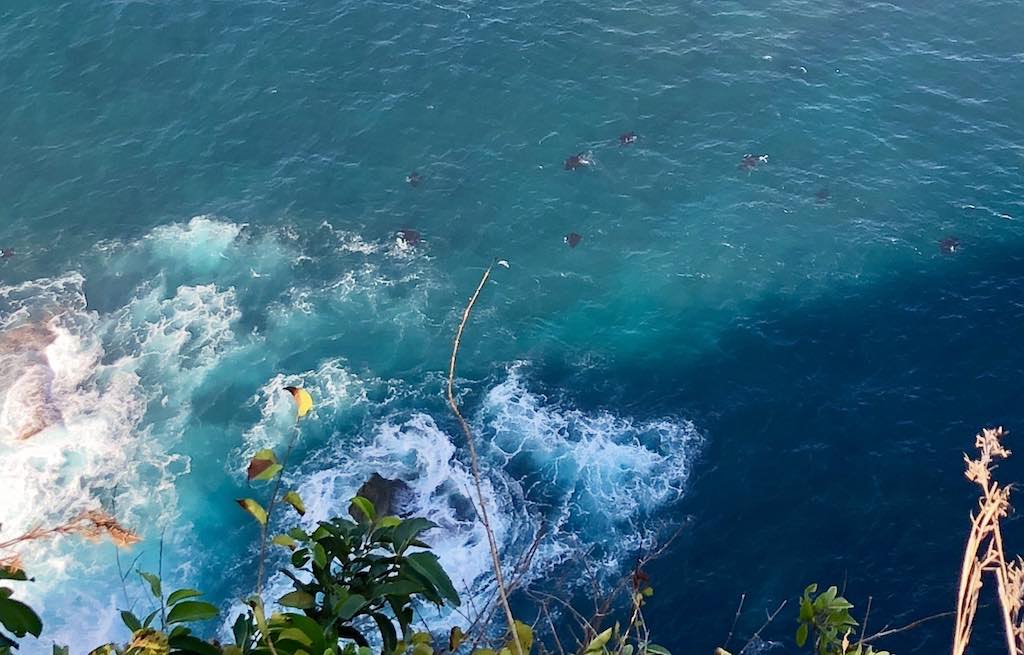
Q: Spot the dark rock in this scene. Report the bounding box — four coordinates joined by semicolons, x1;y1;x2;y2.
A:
349;473;412;521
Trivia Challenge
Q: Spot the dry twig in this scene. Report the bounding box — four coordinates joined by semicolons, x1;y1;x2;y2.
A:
448;262;524;655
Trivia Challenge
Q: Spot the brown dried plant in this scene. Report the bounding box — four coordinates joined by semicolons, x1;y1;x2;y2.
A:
0;509;140;572
953;427;1024;655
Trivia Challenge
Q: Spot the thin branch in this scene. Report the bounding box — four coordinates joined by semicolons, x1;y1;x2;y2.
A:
447;262;524;655
857;595;872;653
256;424;301;594
739;600;787;655
724;593;745;649
542;602;566;655
158;530;166;630
865;610;956;642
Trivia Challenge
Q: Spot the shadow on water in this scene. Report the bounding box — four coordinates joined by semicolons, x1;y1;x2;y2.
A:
526;245;1024;655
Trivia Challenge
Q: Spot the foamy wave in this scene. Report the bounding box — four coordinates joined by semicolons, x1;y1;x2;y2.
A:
239;358;369;459
145;215;245;273
481;365;701;547
282;365;702;629
0;272;243;613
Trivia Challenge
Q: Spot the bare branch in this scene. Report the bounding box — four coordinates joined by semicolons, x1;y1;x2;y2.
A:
447;262;524;655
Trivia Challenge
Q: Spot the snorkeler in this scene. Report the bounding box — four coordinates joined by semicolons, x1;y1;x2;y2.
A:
619;132;638;145
564;152;593;170
739;153;769;171
406;172;422;187
0;248;13;259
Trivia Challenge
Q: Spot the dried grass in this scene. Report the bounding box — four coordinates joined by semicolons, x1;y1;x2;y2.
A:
0;509;140;572
953;427;1024;655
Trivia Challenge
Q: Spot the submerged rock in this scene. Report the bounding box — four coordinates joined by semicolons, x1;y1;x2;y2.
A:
349;472;412;521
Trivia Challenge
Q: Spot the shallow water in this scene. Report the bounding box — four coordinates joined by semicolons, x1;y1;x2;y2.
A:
2;0;1023;653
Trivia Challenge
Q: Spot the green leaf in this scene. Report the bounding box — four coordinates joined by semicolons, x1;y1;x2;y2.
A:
337;594;367;620
412;632;433;645
506;620;533;654
236;498;268;525
449;626;466;652
279;613;327;654
312;543;327;569
166;600;219;624
378;516;402;528
350;496;376;523
406;552;460;607
232;613;251;649
167;588;203;606
646;646;670;655
273;534;299;550
279;591;315;609
371;613;398;655
87;646;118;655
584;628;613;654
378;579;425;597
247;449;281;481
814;586;838;611
169;632;222;655
799;597;814;622
0;568;27;582
120;610;142;632
796;623;809;648
142;609;159;628
412;643;433;655
52;646;70;655
138;571;162;599
829;598;854;611
283;490;306;516
0;596;43;637
392;518;437;554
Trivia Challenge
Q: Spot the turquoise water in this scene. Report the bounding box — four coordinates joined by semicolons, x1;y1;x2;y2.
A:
2;0;1024;652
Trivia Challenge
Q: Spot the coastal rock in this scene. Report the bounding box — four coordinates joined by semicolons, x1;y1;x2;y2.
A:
349;473;412;521
0;322;62;441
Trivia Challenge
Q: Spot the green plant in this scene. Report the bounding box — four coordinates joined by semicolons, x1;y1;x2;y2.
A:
796;584;889;655
0;566;42;653
81;570;222;655
254;501;460;655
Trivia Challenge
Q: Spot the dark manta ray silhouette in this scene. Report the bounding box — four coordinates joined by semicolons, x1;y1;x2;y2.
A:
939;236;960;254
564;232;582;248
815;188;830;203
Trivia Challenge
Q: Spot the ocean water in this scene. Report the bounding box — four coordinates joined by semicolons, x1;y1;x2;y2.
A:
2;0;1024;653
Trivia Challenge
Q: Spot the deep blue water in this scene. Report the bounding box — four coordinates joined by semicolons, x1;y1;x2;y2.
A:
2;1;1024;653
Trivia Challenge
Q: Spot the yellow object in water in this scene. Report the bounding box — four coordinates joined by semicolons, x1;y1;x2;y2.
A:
284;386;314;418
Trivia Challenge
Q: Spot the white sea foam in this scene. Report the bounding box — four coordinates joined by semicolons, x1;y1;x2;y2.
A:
276;364;703;632
238;358;369;459
0;269;243;643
